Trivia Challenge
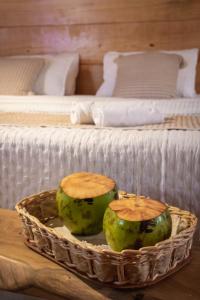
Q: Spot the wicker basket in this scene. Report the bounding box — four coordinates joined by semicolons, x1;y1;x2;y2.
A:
16;190;197;288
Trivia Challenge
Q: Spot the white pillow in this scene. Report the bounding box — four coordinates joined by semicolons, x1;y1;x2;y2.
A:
96;49;199;98
11;53;79;96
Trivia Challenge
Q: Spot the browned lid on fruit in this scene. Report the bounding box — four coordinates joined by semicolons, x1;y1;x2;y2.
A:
109;196;167;221
60;172;116;199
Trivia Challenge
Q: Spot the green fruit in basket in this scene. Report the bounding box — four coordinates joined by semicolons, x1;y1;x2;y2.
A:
103;196;172;252
56;172;118;235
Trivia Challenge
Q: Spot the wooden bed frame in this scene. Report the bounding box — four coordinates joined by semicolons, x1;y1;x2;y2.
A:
0;0;199;95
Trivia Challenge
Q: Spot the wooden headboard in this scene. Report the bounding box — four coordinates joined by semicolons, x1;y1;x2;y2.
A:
0;0;200;94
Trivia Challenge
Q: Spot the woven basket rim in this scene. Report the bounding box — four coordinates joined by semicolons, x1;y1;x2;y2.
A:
15;189;198;255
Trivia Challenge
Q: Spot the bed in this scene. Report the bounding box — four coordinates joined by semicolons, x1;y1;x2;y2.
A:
0;94;200;245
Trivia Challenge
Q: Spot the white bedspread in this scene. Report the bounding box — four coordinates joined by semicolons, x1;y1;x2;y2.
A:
0;95;200;242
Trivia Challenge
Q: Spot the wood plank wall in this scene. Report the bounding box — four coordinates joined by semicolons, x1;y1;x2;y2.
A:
0;0;200;94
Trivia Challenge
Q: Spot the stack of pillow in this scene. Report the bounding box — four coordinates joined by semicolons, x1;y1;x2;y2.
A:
96;48;199;98
0;48;198;98
0;52;79;96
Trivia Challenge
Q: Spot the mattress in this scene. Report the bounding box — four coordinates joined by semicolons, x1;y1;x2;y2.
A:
0;95;200;243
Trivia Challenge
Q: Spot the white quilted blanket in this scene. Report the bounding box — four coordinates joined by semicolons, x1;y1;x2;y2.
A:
0;95;200;242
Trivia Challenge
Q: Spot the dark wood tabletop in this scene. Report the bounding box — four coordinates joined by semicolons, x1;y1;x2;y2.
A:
0;209;200;300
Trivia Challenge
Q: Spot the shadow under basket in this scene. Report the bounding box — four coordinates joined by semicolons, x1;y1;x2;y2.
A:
15;190;197;288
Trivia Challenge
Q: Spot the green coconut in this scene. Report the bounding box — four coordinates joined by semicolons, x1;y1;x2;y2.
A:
56;172;118;235
103;196;172;251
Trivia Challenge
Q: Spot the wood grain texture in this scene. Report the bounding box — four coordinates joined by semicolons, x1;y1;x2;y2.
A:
77;64;103;95
0;209;107;300
61;172;116;199
0;209;200;300
0;21;200;62
0;0;200;27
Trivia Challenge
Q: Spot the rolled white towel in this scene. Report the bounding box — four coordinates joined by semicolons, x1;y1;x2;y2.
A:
70;101;94;124
92;102;165;127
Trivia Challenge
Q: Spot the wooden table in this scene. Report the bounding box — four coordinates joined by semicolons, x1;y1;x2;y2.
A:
0;208;200;300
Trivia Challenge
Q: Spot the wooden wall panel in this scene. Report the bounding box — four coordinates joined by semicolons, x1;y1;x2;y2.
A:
76;64;103;95
0;0;200;94
0;0;200;27
0;21;200;63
